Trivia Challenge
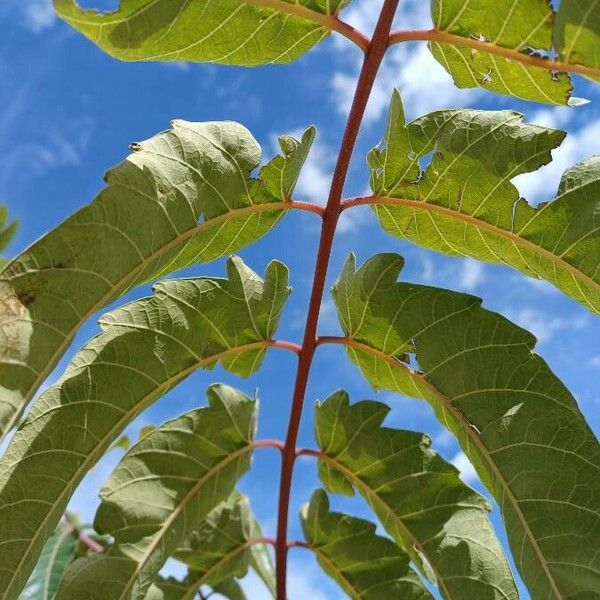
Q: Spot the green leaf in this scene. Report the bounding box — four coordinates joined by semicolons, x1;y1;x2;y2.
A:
555;0;600;81
331;253;600;600
315;390;518;600
0;257;289;600
174;492;259;589
144;576;198;600
367;91;600;313
54;0;351;65
55;404;257;600
300;490;434;600
0;206;17;269
430;0;568;104
247;516;275;598
19;526;78;600
211;579;247;600
0;121;313;441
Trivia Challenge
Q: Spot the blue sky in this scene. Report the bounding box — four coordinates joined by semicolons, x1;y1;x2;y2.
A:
1;1;599;598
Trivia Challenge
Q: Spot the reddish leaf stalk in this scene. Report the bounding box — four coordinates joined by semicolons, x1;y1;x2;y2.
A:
273;1;401;598
388;28;600;80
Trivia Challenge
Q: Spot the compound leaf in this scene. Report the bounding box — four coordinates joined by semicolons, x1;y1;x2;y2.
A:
0;121;313;441
20;526;78;600
0;257;289;600
315;390;517;600
54;0;351;65
55;421;257;600
300;490;434;600
367;91;600;313
428;0;600;103
331;253;600;599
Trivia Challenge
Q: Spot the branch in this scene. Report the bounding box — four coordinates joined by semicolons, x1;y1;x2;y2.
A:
273;1;402;598
388;29;600;80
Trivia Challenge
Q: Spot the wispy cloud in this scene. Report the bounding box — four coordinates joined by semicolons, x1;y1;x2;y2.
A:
513;110;600;204
458;259;486;291
331;0;479;124
451;451;479;485
2;0;56;32
0;116;95;194
504;306;589;344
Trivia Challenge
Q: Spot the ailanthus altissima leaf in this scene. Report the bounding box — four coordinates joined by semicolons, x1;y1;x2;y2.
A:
555;0;600;81
0;206;17;269
366;91;600;313
427;0;600;103
300;490;434;600
315;391;517;600
331;253;600;600
0;257;289;600
0;122;313;441
54;0;352;65
20;526;78;600
211;579;247;600
55;406;257;600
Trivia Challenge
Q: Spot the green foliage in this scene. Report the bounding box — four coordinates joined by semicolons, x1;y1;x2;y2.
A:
0;122;312;441
331;253;600;598
429;0;599;103
555;1;600;80
20;526;78;600
0;205;17;268
55;388;257;600
2;1;600;599
54;0;349;64
368;91;600;313
0;259;288;599
315;391;518;600
300;490;434;599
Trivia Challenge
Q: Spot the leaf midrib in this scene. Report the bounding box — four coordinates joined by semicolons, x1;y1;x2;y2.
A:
115;444;254;600
363;195;598;307
389;29;600;80
342;338;563;599
316;452;452;599
0;200;292;441
1;340;271;600
59;0;367;50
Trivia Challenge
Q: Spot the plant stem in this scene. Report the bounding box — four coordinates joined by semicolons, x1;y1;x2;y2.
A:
388;28;600;80
273;1;401;598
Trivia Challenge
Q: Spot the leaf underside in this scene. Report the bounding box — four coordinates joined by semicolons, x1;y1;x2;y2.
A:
56;395;257;600
315;390;518;600
368;91;600;314
0;121;313;441
301;490;434;600
53;0;348;65
0;206;17;269
430;0;600;103
20;527;78;600
0;257;289;600
332;253;600;599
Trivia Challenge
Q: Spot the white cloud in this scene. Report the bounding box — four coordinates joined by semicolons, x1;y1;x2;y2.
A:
458;259;486;291
277;130;333;206
337;203;372;234
3;0;56;32
331;0;479;125
451;451;479;485
0;117;96;192
504;307;588;344
589;355;600;368
512;115;600;203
